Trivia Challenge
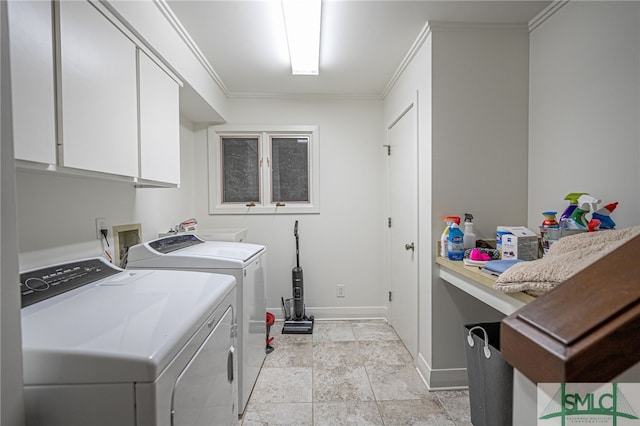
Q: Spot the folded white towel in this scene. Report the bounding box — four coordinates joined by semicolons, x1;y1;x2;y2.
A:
494;225;640;296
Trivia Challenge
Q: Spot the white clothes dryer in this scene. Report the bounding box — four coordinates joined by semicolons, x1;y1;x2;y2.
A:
20;257;237;426
126;234;267;415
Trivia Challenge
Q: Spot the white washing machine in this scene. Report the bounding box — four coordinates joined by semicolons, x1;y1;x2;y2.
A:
20;257;237;426
126;234;267;415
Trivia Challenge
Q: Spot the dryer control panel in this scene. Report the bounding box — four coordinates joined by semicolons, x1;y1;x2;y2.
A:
20;259;120;308
149;234;205;254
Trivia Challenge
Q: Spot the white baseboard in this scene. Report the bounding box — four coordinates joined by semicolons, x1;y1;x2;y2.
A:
268;305;388;321
416;352;469;390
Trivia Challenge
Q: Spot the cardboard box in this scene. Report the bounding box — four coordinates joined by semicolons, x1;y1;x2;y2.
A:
501;227;538;261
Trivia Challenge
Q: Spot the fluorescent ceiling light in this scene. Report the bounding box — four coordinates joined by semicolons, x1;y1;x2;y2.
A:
281;0;321;75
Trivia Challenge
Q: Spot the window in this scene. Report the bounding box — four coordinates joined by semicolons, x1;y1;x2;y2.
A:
208;125;319;214
221;136;261;204
270;135;309;203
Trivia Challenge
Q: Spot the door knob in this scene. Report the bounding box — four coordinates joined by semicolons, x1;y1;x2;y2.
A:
405;242;415;251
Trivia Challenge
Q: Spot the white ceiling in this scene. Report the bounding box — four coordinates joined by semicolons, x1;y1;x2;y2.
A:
167;0;551;99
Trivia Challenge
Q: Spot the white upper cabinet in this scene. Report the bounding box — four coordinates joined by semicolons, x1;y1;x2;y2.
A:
58;1;138;177
8;0;57;164
138;51;180;185
9;0;182;186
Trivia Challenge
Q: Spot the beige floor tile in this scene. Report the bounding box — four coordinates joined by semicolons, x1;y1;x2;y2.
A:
436;393;472;424
366;364;430;401
264;341;313;368
432;390;469;399
313;401;383;425
241;402;313;426
312;322;356;342
352;321;400;341
378;399;454;426
313;340;362;367
313;366;375;402
358;340;413;366
249;367;312;404
246;321;471;424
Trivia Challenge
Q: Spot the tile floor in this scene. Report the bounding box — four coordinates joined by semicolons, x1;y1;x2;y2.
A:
240;320;472;425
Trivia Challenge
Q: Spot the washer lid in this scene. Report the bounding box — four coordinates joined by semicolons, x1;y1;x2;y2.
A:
127;236;266;270
21;269;235;385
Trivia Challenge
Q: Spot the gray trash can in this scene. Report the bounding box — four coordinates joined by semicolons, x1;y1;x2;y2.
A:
464;322;513;426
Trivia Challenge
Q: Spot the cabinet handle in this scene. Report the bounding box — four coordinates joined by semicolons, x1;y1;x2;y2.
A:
405;242;415;251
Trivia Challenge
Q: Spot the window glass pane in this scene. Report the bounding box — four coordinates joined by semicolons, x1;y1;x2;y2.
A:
271;136;309;202
221;137;260;203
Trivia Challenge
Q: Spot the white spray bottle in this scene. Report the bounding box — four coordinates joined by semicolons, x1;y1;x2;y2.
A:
567;194;601;228
463;213;477;249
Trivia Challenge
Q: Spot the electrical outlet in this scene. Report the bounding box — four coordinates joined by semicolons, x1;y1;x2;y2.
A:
337;285;345;298
95;217;107;239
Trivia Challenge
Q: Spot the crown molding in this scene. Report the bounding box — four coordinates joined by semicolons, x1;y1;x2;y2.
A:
382;21;432;98
381;20;529;99
226;90;384;102
529;1;570;32
153;2;541;103
155;0;386;102
428;20;529;33
153;0;231;97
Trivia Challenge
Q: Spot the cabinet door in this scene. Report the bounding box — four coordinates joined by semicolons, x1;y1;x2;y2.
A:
58;1;138;177
8;0;57;164
138;51;180;185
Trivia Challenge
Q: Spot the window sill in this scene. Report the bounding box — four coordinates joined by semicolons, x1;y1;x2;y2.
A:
209;204;320;215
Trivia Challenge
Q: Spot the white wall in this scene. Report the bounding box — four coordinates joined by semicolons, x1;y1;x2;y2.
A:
1;0;25;422
431;25;530;239
383;26;436;374
191;97;388;318
528;1;640;230
16;121;199;270
430;24;530;383
383;22;530;388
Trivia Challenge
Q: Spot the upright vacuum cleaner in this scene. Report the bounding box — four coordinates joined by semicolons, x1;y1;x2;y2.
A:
282;220;314;334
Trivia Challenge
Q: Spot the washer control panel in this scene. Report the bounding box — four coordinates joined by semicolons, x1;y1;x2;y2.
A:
149;234;204;254
20;259;120;308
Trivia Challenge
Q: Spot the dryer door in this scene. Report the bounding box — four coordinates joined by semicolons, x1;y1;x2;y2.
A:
171;306;236;426
242;255;267;413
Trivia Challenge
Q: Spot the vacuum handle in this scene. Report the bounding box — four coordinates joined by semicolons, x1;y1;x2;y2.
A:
294;220;300;268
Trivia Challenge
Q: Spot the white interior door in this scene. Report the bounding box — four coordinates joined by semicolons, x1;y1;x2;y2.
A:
388;103;418;358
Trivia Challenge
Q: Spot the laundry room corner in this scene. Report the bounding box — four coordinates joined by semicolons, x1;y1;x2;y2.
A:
190;97;390;321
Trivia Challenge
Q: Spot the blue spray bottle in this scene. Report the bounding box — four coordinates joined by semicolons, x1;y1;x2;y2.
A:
447;223;465;260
